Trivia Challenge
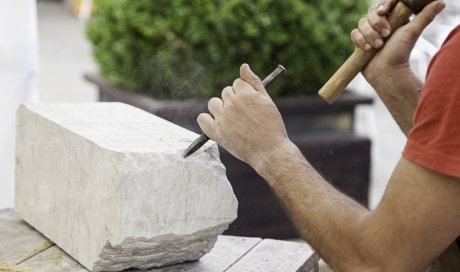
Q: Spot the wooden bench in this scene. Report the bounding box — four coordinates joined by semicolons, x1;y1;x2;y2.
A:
0;209;319;272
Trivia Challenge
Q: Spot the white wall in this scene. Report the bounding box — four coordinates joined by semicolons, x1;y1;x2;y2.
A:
0;1;39;209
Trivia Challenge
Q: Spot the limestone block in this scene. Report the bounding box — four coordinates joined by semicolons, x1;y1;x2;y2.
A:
15;103;238;272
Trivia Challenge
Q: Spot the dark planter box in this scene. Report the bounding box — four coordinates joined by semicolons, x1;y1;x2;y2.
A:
85;74;373;239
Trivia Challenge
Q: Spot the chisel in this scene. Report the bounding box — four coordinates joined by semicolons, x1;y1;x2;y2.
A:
183;65;286;158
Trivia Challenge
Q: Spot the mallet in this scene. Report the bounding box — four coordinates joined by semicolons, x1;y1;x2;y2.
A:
318;0;435;103
183;65;286;158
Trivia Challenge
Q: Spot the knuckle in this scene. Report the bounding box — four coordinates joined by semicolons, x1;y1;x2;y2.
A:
221;86;232;97
369;15;386;31
357;35;367;46
232;78;241;87
424;13;436;24
239;91;251;99
369;30;380;40
401;27;418;41
351;29;360;42
197;113;208;123
207;99;215;112
209;97;220;106
197;114;203;123
350;29;357;38
224;100;235;110
376;20;387;31
214;118;221;128
359;24;380;41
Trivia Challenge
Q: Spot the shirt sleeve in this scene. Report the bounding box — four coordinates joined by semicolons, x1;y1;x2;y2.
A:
403;26;460;179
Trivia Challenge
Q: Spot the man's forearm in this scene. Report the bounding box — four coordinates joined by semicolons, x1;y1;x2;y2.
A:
367;67;422;135
252;68;422;270
256;142;374;271
254;131;460;271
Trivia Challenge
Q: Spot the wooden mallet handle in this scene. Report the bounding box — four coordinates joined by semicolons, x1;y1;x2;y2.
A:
318;1;413;103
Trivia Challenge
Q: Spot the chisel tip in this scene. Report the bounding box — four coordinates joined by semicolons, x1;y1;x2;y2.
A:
182;134;210;158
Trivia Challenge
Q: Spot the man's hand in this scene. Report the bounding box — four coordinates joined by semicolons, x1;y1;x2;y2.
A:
197;64;292;172
351;0;446;86
350;0;445;135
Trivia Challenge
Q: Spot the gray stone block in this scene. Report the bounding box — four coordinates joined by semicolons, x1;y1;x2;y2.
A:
15;103;238;271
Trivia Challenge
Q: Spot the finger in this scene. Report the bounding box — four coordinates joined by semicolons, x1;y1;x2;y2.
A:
377;0;398;15
351;29;372;51
233;78;256;96
368;6;392;38
358;18;384;49
221;86;234;104
208;97;223;117
197;113;217;140
239;63;267;94
409;0;446;37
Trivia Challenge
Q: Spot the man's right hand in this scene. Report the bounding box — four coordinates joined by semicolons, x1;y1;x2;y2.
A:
351;0;446;88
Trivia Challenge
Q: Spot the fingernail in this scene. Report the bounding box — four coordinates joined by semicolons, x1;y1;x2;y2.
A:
364;43;372;51
378;4;385;12
375;39;383;48
381;28;390;37
436;1;446;13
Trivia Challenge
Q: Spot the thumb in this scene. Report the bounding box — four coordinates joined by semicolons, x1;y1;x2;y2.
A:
409;0;445;36
240;63;267;94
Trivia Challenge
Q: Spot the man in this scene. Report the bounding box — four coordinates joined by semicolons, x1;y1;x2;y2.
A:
197;0;460;270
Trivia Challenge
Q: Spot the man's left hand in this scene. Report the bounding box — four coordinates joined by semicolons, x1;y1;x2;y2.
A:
197;64;292;172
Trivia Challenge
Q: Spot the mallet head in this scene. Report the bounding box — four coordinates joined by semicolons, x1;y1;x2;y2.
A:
401;0;435;13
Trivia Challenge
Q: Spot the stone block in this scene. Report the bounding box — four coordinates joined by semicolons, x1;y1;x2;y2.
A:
15;103;238;271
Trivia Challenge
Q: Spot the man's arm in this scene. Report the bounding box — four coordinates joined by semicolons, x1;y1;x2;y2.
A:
199;61;460;271
351;0;446;135
258;141;460;271
365;68;421;135
196;1;457;271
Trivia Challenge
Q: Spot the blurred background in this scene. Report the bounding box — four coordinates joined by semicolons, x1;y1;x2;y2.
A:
1;1;459;270
1;0;459;244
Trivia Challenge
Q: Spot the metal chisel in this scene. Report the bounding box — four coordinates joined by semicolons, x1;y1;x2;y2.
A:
183;65;286;158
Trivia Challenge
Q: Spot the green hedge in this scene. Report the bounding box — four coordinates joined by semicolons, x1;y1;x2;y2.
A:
87;0;367;99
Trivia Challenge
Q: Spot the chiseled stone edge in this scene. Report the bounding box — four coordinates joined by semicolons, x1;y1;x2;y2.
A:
92;222;231;271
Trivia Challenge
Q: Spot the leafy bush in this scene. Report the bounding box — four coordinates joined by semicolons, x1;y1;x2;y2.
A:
87;0;367;99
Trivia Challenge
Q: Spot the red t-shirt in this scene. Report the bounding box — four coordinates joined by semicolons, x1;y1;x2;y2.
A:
403;25;460;178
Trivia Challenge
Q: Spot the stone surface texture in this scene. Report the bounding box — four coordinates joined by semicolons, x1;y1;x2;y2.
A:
15;103;238;272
